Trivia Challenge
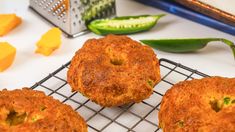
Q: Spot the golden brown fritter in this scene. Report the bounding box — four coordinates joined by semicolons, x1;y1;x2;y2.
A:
159;77;235;132
67;35;161;107
0;88;87;132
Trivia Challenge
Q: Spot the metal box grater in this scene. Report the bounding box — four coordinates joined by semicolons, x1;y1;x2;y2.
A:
29;0;116;37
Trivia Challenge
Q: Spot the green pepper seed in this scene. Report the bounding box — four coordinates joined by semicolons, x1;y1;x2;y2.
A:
147;79;154;87
224;97;231;105
31;115;41;122
140;38;235;60
88;14;165;35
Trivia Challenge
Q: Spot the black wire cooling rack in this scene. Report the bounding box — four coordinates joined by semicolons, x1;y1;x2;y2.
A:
31;58;209;132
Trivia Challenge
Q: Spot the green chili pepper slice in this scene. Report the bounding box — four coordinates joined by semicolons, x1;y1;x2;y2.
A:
88;14;165;35
140;38;235;60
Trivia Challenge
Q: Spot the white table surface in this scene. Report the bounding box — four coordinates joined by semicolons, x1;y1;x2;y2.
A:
0;0;235;90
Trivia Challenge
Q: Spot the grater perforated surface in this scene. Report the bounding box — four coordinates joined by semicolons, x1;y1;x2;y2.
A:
29;0;116;37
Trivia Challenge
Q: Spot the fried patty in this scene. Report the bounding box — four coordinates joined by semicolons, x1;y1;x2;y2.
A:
159;77;235;131
67;35;161;107
0;88;87;132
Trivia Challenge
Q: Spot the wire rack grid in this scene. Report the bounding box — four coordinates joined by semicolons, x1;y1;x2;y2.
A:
31;58;208;132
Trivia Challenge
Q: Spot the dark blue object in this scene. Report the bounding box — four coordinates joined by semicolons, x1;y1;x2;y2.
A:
135;0;235;35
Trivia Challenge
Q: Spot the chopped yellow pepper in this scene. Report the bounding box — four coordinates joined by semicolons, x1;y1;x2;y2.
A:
0;14;22;36
0;42;16;72
35;28;62;56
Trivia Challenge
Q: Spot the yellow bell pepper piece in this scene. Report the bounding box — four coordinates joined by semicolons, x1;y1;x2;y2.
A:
0;42;16;72
35;28;62;56
0;14;22;36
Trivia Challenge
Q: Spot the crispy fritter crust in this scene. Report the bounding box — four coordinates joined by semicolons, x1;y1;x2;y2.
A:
159;77;235;131
67;35;161;107
0;88;87;132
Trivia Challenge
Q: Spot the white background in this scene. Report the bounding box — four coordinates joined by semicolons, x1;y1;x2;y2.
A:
0;0;235;90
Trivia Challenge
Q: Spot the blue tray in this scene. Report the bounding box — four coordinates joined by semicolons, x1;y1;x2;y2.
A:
135;0;235;35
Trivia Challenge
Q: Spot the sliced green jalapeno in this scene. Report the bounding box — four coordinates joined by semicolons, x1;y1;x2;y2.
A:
140;38;235;60
88;14;165;35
